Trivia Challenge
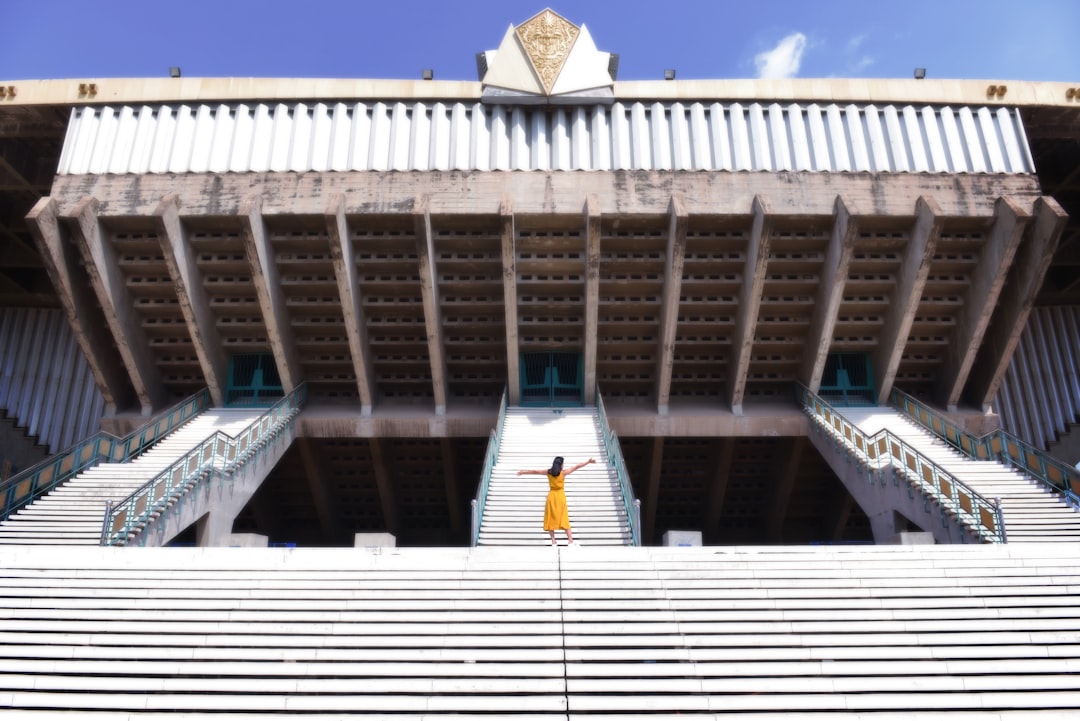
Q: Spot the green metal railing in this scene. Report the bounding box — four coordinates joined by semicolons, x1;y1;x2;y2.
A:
471;388;509;546
1;389;211;523
100;384;306;546
891;388;1080;509
798;384;1006;544
597;389;641;546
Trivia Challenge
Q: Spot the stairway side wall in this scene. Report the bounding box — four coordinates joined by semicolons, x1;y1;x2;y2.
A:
807;427;980;544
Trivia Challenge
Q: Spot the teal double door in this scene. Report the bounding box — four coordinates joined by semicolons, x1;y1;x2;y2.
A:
819;352;875;406
225;353;283;407
520;351;583;407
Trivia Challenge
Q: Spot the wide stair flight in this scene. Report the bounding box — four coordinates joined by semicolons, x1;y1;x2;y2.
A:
841;406;1080;542
0;409;265;546
477;406;633;546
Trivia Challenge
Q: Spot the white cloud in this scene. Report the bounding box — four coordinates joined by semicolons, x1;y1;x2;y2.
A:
754;32;807;79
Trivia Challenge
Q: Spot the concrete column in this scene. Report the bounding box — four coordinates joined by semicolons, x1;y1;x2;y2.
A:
25;197;131;413
937;197;1030;410
195;509;237;547
65;196;165;414
326;194;375;415
969;196;1069;411
654;196;688;415
413;196;449;415
500;196;521;405
704;437;736;541
298;436;343;542
800;196;858;392
369;438;399;535
240;195;301;392
155;195;228;407
874;196;943;405
824;490;855;543
583;195;602;404
766;436;806;542
644;436;664;544
730;196;772;415
440;437;463;537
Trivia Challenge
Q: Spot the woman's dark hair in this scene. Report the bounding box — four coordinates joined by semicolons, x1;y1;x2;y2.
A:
548;456;564;476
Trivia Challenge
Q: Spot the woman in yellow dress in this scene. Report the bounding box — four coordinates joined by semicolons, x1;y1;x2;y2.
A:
518;455;596;546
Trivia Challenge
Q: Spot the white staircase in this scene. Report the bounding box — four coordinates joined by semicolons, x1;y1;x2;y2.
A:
1;543;1080;717
0;409;264;546
841;407;1080;542
477;406;632;546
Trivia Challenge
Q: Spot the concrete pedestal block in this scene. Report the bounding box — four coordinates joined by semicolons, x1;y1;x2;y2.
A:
887;531;936;545
662;530;702;547
355;532;397;548
225;533;268;547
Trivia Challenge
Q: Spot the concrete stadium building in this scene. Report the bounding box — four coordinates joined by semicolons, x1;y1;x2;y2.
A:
2;9;1080;549
3;9;1080;717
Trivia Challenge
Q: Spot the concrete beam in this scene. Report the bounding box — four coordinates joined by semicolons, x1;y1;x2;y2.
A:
239;195;302;392
64;196;165;413
51;171;1041;220
326;194;375;415
440;437;463;538
583;195;602;404
766;436;806;542
730;196;772;415
297;436;343;543
970;196;1070;410
25;197;132;413
154;195;228;407
644;436;664;544
413;196;449;415
938;197;1030;410
500;196;521;405
874;196;943;405
654;195;688;414
704;437;736;541
369;438;399;534
800;197;858;391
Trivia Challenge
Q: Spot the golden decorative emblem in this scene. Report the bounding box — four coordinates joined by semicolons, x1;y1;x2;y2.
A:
515;9;579;95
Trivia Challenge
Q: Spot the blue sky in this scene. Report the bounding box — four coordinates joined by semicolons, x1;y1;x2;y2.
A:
3;0;1079;83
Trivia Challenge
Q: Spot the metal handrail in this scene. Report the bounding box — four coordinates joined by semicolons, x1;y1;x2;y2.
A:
471;387;508;546
100;384;306;546
891;387;1080;508
798;384;1006;544
597;389;641;546
1;388;211;522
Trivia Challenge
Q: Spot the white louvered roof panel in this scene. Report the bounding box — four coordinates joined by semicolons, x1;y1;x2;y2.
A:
58;101;1036;175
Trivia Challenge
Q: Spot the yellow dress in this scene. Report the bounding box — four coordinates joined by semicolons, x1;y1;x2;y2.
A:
543;472;570;531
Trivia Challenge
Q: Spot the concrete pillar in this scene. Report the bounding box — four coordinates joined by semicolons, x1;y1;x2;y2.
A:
644;436;664;544
800;196;857;392
500;196;521;405
583;195;601;404
874;196;943;405
412;196;449;415
25;197;132;414
654;195;688;415
969;196;1069;410
730;196;772;415
65;196;166;414
937;197;1029;410
326;194;375;415
156;195;228;407
240;195;302;392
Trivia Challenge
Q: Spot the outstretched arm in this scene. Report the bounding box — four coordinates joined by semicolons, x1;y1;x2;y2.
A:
517;468;547;476
563;458;597;476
